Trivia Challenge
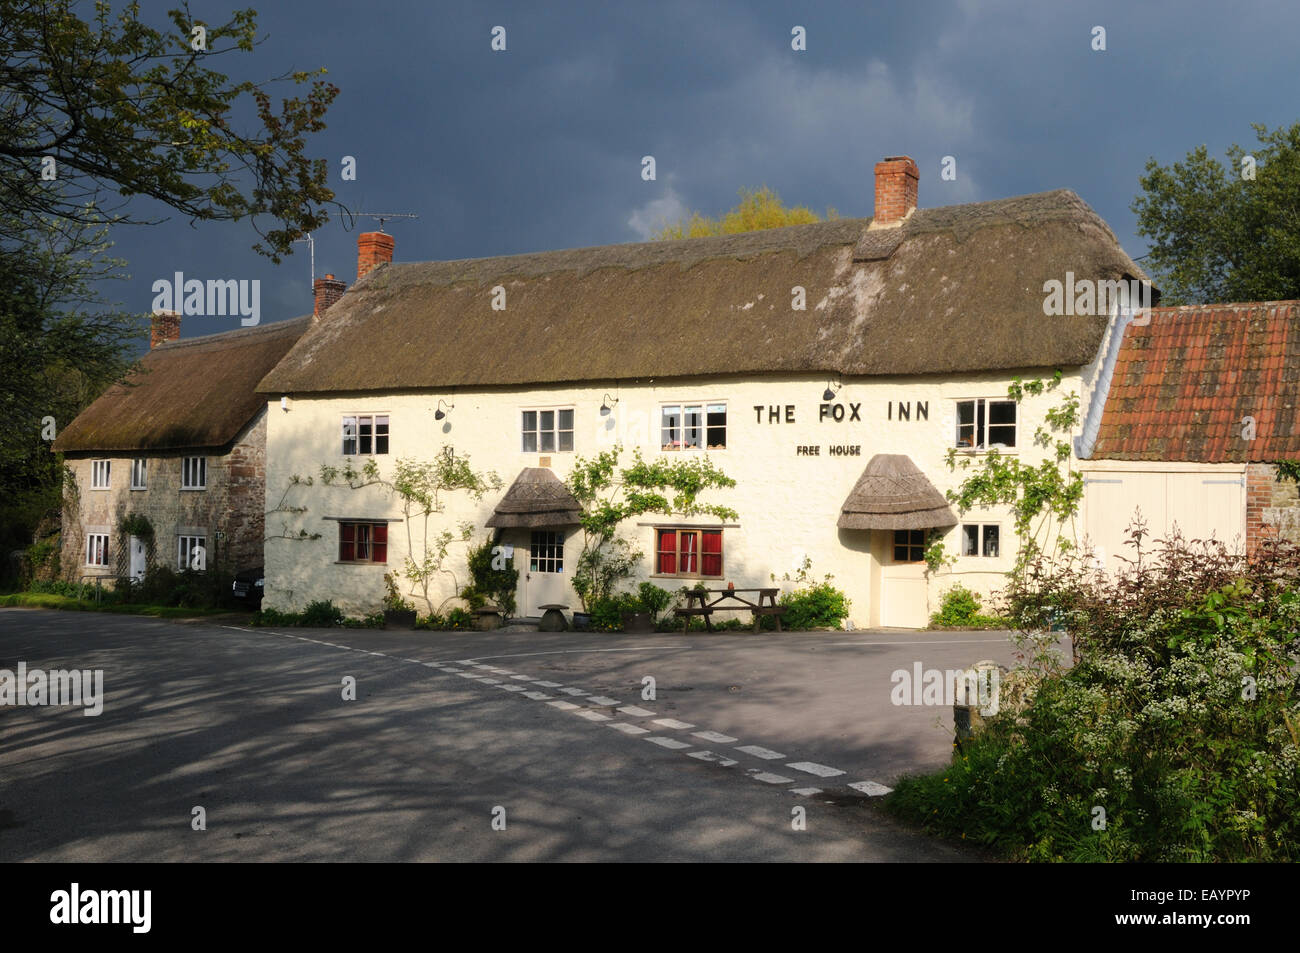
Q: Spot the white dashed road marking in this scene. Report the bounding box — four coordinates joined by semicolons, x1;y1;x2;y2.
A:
532;680;563;688
522;691;552;700
848;781;894;796
574;710;612;722
735;745;786;760
586;696;621;706
608;723;650;735
547;700;581;711
787;762;845;778
560;688;590;696
617;706;655;717
750;771;795;785
645;736;693;750
790;787;823;796
652;718;695;730
687;751;738;766
692;730;738;744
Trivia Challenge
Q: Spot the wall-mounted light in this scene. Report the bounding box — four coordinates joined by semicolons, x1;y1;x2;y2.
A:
434;399;454;421
822;379;841;402
599;393;619;416
280;395;290;412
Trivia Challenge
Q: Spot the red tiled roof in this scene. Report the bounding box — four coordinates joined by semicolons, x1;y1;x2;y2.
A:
1092;302;1300;462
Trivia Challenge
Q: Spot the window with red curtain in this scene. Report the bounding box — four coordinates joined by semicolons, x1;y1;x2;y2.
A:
655;528;723;577
656;529;676;574
339;522;388;563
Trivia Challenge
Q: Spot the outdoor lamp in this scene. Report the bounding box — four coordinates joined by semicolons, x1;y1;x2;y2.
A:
434;399;454;420
822;380;841;402
600;394;619;416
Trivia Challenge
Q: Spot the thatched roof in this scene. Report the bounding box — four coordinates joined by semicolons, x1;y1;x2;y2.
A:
258;190;1148;394
54;318;310;454
485;468;583;528
1093;301;1300;462
838;454;957;530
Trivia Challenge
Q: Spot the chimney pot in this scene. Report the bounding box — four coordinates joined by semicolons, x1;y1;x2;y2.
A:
872;155;919;227
313;273;348;319
357;232;395;282
150;309;181;349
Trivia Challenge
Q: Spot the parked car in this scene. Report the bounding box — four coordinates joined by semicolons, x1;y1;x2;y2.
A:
232;566;264;606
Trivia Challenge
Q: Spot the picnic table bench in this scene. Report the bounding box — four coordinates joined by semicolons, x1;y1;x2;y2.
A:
674;587;787;633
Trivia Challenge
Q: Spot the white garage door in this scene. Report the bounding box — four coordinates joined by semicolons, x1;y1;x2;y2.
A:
1083;470;1245;570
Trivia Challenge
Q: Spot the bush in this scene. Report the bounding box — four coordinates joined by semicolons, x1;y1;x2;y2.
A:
929;584;1007;628
465;539;518;617
589;594;632;632
634;582;674;617
299;600;345;627
778;580;850;629
889;526;1300;861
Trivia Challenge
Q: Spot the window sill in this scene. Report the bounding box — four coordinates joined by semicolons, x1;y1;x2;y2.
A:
180;487;207;492
333;561;388;566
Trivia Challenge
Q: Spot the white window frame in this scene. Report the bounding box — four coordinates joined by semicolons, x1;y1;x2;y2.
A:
954;398;1018;451
960;523;1002;558
342;413;390;456
178;535;207;571
85;533;109;567
521;407;574;454
182;456;207;490
130;458;147;490
529;531;565;573
661;401;727;451
90;460;111;489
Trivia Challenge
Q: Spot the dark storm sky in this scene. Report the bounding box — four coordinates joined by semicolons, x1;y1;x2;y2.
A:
103;0;1300;337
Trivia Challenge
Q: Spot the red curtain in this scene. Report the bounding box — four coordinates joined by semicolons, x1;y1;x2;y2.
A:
372;523;388;563
340;523;355;561
657;529;676;574
701;530;722;577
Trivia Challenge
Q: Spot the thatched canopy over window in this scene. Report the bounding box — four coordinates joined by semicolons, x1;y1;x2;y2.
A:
486;468;582;528
838;454;957;530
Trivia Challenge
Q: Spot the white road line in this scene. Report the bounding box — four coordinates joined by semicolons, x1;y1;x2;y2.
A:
848;781;894;796
501;685;526;693
790;787;823;796
607;723;650;735
617;705;655;717
786;762;846;778
586;696;621;706
509;674;533;681
559;688;590;696
692;730;738;743
479;678;502;685
529;680;561;687
574;710;612;722
645;736;692;749
687;751;738;766
422;662;441;668
547;700;581;711
652;718;695;730
457;673;484;679
735;745;786;760
522;691;552;700
750;771;795;785
456;645;678;662
826;638;1010;647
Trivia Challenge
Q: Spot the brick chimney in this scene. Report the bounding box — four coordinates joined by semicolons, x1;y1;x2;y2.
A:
313;273;347;319
150;309;181;349
872;155;919;227
357;232;395;282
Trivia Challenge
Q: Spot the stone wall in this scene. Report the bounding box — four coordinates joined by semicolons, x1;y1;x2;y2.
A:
1249;462;1300;554
60;410;268;580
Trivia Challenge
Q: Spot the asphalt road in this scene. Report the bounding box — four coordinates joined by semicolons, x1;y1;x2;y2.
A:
0;608;1047;862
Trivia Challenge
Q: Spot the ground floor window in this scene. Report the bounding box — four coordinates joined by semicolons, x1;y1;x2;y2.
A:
339;522;388;563
530;531;564;572
893;529;925;562
656;528;722;577
178;535;207;571
961;523;1000;557
86;534;109;567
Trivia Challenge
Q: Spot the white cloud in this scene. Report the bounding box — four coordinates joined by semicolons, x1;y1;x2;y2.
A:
626;185;689;240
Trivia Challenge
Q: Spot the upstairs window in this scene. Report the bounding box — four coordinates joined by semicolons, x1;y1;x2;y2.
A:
522;409;574;453
130;458;147;490
182;456;207;490
91;460;111;489
342;414;389;455
661;403;727;450
339;522;388;564
961;524;1001;558
955;399;1017;450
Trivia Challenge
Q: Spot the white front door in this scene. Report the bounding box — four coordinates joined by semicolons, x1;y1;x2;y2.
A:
129;535;147;581
880;529;929;628
521;529;570;617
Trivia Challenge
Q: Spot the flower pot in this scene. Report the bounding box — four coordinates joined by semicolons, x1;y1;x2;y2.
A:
571;611;592;631
383;608;417;630
621;610;654;634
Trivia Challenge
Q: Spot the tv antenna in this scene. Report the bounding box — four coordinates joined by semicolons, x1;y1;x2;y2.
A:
292;232;315;288
345;211;419;233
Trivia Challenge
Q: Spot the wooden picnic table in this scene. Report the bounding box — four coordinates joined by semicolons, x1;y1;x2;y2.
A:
674;587;787;632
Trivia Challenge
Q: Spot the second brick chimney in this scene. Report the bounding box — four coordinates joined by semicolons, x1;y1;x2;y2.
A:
150;309;181;349
872;155;919;227
313;273;347;319
357;232;395;282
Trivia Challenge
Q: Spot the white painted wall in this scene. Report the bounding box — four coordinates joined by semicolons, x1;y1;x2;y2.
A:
263;370;1083;626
